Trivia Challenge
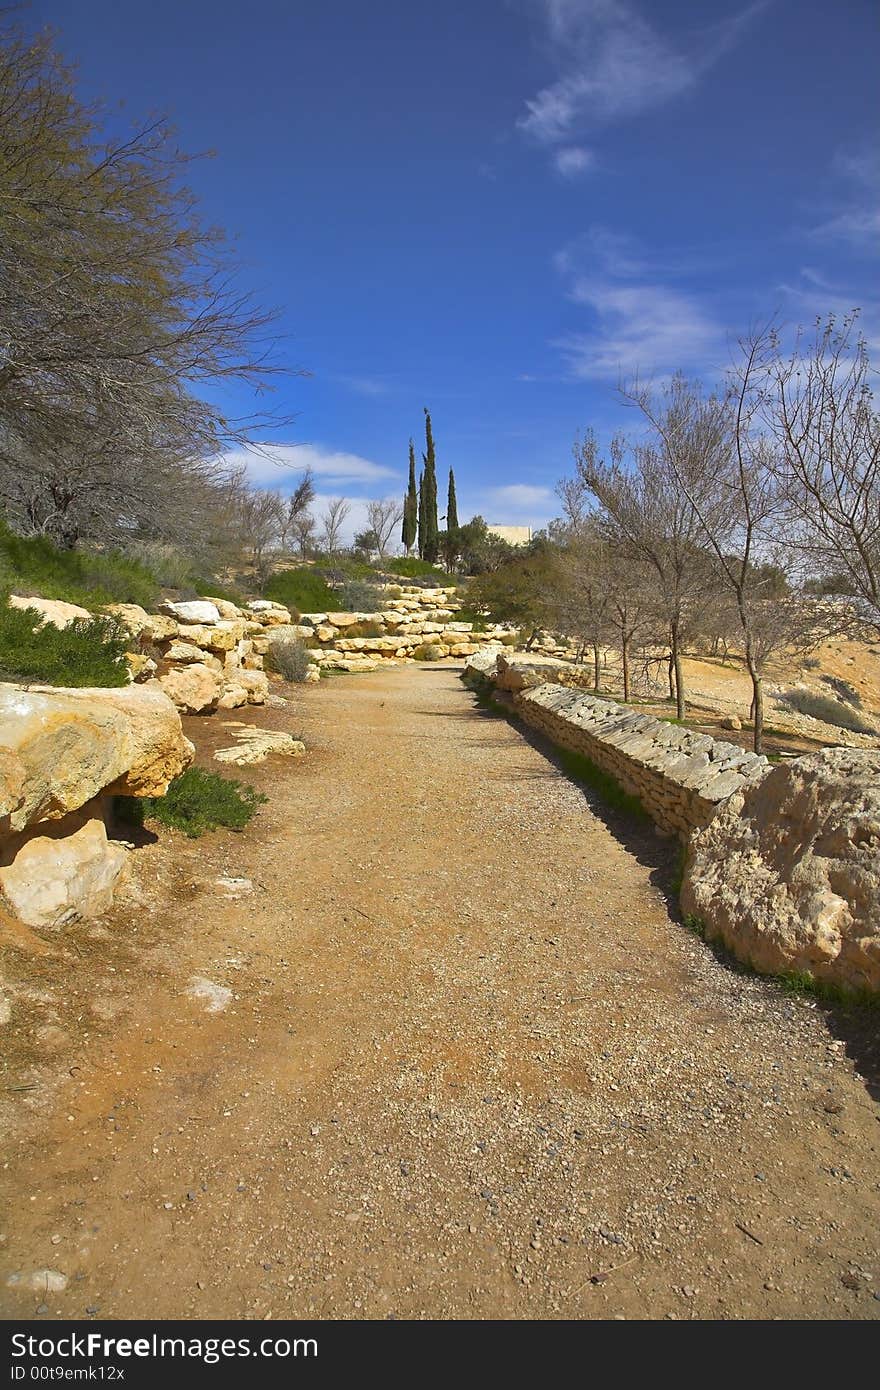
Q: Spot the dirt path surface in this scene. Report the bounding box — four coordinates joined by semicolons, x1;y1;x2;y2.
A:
1;667;878;1321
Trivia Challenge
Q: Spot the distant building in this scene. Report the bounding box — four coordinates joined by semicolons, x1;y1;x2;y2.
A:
487;524;532;546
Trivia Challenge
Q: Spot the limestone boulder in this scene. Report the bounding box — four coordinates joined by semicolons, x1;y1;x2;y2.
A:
0;811;127;928
0;682;193;830
162;600;220;626
494;654;567;692
199;597;243;620
165;640;207;664
9;595;91;628
158;663;223;714
681;749;880;993
217;685;249;710
238;669;269;704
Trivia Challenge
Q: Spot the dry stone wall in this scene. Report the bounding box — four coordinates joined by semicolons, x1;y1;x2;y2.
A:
513;682;769;837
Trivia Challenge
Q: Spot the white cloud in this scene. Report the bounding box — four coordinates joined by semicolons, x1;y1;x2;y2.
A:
553;145;596;178
810;144;880;249
490;483;555;510
553;226;722;381
519;0;765;161
334;374;392;397
222;443;399;490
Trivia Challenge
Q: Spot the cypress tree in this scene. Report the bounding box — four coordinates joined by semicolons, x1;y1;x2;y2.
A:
444;467;459;570
417;467;427;559
402;439;418;553
422;407;439;563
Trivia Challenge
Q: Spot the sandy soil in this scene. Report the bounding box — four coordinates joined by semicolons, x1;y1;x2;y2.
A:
1;666;878;1321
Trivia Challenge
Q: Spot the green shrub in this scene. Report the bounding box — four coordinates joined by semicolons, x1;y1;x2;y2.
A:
264;568;341;615
451;606;488;631
386;556;450;582
0;523;159;608
266;634;312;682
0;607;130;686
115;767;267;838
412;641;444;660
779;687;875;734
337;578;383;613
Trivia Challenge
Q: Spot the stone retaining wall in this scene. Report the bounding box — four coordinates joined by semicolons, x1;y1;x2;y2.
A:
513;684;769;837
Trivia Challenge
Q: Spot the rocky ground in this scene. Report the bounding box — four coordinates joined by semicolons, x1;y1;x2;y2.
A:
0;666;878;1320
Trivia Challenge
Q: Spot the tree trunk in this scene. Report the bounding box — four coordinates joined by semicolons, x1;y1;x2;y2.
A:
621;630;630;703
747;661;764;755
525;626;539;652
593;643;601;692
671;622;685;719
667;655;675;701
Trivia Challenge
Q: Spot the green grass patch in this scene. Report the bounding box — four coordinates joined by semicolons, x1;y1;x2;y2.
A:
115;767;267;838
0;607;130;686
263;568;341;615
385;556;452;581
0;523;159;608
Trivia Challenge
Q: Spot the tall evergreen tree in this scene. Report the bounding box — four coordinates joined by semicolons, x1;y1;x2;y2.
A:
444;467;459;570
422;407;440;563
402;439;418;553
417;467;427;559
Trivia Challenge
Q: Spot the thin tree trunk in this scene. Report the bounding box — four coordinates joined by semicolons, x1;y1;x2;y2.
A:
593;643;601;692
668;655;675;701
745;646;764;755
621;630;630;703
671;621;685;719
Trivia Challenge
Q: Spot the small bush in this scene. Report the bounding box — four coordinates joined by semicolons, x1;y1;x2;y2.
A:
266;634;312;682
386;556;451;581
337;579;383;613
344;620;384;638
413;642;444;661
0;607;130;686
779;687;875;734
116;767;267;838
264;568;341;614
384;585;403;598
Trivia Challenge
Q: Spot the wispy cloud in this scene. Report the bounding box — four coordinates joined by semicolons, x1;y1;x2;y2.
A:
519;0;766;163
553;145;596;178
223;443;399;491
458;482;556;528
810;144;880;249
333;373;393;397
553;226;723;381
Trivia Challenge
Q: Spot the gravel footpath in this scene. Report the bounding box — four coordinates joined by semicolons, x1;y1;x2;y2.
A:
0;666;878;1320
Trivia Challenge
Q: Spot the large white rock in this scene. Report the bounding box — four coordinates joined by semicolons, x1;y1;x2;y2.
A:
162;600;220;626
681;749;880;994
0;812;127;928
0;682;193;831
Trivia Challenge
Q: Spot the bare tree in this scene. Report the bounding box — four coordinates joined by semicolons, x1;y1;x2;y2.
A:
764;313;880;635
237;489;284;586
632;358;838;752
291;510;317;556
320;498;351;554
277;469;315;551
573;410;722;718
366;498;404;558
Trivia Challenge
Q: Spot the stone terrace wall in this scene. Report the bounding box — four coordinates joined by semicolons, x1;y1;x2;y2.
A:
511;683;769;838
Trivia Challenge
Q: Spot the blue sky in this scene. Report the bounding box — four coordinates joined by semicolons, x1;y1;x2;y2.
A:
28;0;880;539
